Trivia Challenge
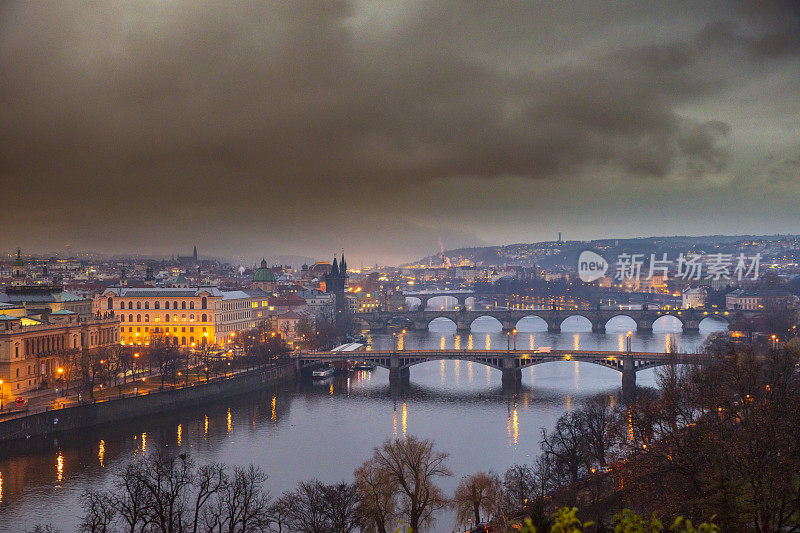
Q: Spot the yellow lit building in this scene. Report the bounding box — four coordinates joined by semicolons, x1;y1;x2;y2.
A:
98;286;270;347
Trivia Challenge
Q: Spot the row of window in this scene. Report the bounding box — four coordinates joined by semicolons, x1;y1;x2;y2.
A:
120;313;209;323
125;326;206;333
109;297;208;310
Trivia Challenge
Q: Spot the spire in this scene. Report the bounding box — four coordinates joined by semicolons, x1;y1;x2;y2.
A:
331;256;339;276
193;245;198;261
341;253;347;274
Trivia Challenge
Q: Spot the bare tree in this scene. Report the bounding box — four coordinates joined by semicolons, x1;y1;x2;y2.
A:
362;435;451;532
203;465;272;533
501;464;536;516
320;481;362;533
266;494;293;533
452;471;502;529
579;394;619;468
540;411;588;487
354;458;397;533
284;481;329;533
79;490;116;533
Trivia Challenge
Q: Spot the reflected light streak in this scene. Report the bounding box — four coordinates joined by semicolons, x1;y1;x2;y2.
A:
440;359;445;384
393;409;397;437
512;404;519;448
486;365;491;384
454;335;460;350
573;333;580;351
141;433;147;453
227;408;232;435
468;361;474;384
402;402;407;438
271;396;277;423
98;440;105;467
440;335;446;350
56;451;64;483
485;334;491;350
454;359;460;385
329;383;334;396
0;471;3;503
468;334;473;350
177;425;182;447
204;415;209;436
529;334;534;350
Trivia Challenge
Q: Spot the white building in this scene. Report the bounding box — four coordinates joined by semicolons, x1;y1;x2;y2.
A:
682;287;707;309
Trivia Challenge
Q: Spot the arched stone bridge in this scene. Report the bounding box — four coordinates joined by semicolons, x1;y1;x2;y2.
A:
357;308;743;333
403;290;476;310
298;349;709;397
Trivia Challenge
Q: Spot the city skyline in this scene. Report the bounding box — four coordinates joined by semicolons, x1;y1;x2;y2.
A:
2;1;799;265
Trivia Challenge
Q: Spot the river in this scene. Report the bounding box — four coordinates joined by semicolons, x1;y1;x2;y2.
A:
0;316;727;532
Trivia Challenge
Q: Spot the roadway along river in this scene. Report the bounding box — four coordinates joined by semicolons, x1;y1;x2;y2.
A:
0;316;727;532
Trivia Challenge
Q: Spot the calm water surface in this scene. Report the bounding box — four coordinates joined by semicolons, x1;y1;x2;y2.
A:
0;316;727;532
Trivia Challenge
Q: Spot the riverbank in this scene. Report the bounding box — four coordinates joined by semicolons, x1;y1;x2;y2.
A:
0;363;295;444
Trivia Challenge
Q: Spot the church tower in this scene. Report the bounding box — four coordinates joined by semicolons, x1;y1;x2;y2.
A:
324;253;348;319
193;246;198;262
11;249;26;286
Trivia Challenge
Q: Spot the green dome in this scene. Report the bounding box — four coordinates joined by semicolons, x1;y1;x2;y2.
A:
253;261;276;282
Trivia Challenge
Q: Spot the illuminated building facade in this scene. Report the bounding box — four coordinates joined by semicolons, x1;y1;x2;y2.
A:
98;286;270;347
0;313;119;395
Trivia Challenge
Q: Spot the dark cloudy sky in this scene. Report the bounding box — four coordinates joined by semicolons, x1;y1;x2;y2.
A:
1;1;799;265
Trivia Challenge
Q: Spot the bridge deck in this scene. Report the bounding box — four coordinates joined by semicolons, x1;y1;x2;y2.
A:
302;349;697;359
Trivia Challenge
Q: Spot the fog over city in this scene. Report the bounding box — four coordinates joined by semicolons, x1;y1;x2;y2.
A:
1;1;799;264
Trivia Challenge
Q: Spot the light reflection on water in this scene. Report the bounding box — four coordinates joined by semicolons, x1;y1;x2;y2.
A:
0;318;726;532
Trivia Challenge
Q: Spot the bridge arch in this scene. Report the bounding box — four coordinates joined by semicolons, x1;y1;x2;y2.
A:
405;296;423;311
652;314;683;332
427;295;459;311
559;314;595;332
402;356;505;371
604;314;638;332
469;315;504;332
427;316;457;331
699;315;730;331
514;315;549;331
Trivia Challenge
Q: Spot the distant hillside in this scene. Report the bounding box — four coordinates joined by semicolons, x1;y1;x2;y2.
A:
407;234;800;269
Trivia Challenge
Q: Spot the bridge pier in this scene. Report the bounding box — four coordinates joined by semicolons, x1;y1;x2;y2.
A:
501;320;516;333
547;321;561;333
412;319;429;331
389;353;410;386
682;320;700;332
636;320;653;333
592;322;606;333
622;355;636;400
502;354;522;388
456;319;471;332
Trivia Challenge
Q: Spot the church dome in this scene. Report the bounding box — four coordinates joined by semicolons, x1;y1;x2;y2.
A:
253;259;276;282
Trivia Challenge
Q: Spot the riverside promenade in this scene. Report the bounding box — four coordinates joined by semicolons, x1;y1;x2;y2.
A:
0;362;295;444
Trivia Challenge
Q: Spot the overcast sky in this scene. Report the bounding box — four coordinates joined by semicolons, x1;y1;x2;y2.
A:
1;1;799;265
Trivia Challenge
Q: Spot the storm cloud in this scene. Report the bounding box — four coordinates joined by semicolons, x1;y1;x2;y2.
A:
1;1;799;264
